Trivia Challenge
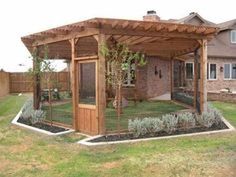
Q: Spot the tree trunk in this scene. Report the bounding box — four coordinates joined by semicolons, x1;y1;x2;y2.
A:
48;80;53;126
117;84;122;136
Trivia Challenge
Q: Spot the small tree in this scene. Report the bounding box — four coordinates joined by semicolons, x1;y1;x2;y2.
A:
100;42;147;134
28;46;56;126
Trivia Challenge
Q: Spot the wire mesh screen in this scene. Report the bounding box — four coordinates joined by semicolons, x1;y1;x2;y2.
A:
105;100;186;132
41;91;72;126
172;91;193;106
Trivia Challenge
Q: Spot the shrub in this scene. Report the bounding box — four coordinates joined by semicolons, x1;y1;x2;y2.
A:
21;99;34;120
198;111;215;128
128;118;164;138
21;99;45;125
162;114;178;134
30;110;45;124
178;112;196;130
197;105;222;128
128;119;144;137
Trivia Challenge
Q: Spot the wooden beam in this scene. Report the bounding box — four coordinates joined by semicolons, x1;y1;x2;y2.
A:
122;21;129;29
199;39;207;113
33;28;99;46
129;36;153;45
168;24;178;32
111;20;119;28
97;33;106;134
70;38;79;130
100;27;210;40
122;36;141;44
74;55;98;61
139;36;166;43
131;22;140;30
116;35;132;42
196;27;206;34
144;23;154;30
32;46;41;110
193;49;199;111
170;58;174;99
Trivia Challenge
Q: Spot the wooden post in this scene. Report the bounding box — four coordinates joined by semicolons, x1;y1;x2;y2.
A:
170;58;174;99
97;33;106;134
181;61;185;87
199;39;207;113
32;46;41;110
70;38;79;130
193;49;199;111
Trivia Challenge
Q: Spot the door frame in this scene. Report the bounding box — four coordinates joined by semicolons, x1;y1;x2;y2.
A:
76;59;99;134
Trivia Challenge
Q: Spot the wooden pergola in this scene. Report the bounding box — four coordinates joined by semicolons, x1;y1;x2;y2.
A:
22;18;218;135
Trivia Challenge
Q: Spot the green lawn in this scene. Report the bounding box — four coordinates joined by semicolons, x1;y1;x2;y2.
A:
0;95;236;177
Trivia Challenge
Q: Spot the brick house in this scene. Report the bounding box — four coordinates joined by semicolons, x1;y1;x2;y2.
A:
175;12;236;93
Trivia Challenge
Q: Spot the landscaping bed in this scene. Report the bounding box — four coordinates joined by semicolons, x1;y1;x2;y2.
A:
17;116;68;133
82;104;234;144
89;122;228;143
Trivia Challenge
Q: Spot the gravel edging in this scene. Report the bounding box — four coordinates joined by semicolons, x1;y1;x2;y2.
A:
78;116;235;146
12;109;75;136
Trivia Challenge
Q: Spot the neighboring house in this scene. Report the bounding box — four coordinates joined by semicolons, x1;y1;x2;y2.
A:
174;12;236;92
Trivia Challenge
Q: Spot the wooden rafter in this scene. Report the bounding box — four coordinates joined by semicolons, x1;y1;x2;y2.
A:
128;36;153;45
117;35;132;43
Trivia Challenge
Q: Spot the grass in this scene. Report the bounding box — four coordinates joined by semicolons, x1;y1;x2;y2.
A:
211;101;236;126
0;95;236;177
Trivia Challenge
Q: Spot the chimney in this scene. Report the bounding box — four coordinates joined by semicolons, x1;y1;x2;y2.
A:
143;10;160;22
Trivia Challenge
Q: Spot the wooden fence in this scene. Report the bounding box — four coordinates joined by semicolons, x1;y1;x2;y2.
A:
0;71;10;97
9;72;70;93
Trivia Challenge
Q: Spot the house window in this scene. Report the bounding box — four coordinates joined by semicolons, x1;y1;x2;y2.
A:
231;30;236;43
186;62;193;79
232;64;236;79
208;63;217;80
224;63;236;80
224;64;231;79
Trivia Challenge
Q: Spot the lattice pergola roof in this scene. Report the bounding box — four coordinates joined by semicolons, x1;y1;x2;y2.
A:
21;18;219;59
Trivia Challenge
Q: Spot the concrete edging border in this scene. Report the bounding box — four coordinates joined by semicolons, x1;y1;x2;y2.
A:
12;109;75;136
78;116;235;146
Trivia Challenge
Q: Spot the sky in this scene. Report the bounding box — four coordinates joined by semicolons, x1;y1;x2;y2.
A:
0;0;235;72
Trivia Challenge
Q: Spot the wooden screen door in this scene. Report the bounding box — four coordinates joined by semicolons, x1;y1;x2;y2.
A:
77;60;98;135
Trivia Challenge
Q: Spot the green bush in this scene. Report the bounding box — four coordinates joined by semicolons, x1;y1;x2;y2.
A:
178;112;196;130
21;99;45;125
21;99;34;119
162;114;178;134
128;118;164;138
30;110;45;124
197;104;222;128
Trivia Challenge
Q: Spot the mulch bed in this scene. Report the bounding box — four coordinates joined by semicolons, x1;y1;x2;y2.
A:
17;117;69;133
90;122;228;143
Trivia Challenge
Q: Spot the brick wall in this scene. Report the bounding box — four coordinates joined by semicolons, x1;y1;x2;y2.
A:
146;57;171;98
208;91;236;102
122;57;171;100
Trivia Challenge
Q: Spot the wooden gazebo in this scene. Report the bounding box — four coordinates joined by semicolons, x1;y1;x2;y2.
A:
21;18;218;135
